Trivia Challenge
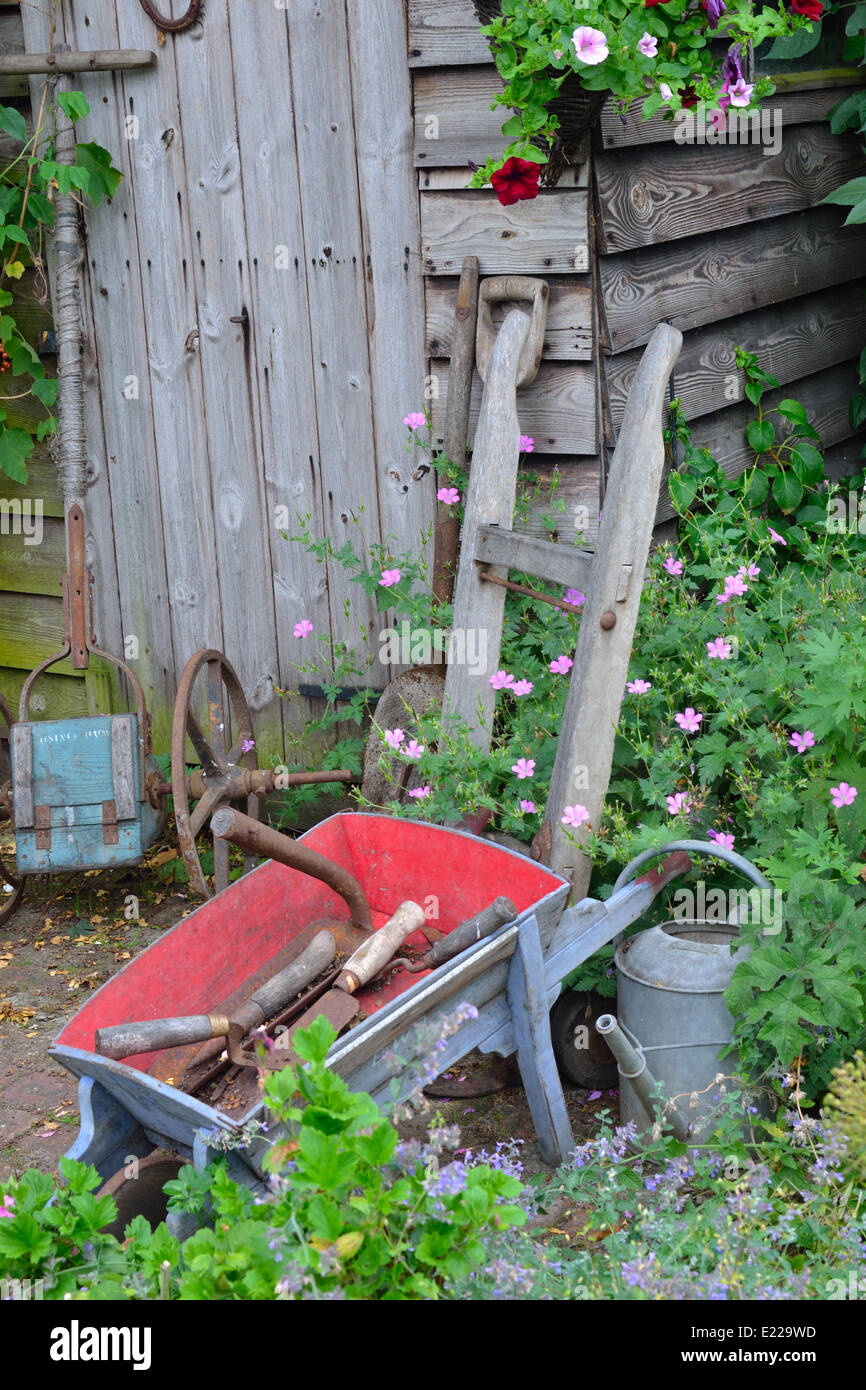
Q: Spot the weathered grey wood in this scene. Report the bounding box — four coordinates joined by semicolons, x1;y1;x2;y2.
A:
287;0;388;690
657;358;861;523
607;282;866;427
11;722;33;827
544;323;683;898
20;2;127;716
599;208;866;354
426;276;592;361
506;915;574;1165
444;308;529;746
222;8;328;748
599;85;864;149
475;525;594;593
408;0;489;66
430;358;596;454
418;163;588;190
347;0;433;590
434;256;478;605
413;64;505;166
515;459;600;546
0;516;65;596
169;1;283;740
110;715;136;822
595;125;865;253
422;190;589;275
824;437;866;481
0;49;156;73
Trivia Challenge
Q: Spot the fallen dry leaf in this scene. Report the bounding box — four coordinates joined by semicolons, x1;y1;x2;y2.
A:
50;935;66;946
33;940;45;950
150;849;178;867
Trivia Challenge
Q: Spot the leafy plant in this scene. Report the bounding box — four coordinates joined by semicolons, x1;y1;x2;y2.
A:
0;86;121;481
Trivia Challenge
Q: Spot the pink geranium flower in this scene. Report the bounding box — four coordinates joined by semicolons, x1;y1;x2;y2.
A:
403;412;426;430
490;670;514;691
0;1194;14;1219
627;678;652;694
519;799;536;814
738;563;760;582
380;568;401;588
511;679;534;696
664;556;683;577
707;637;732;660
675;708;703;733
437;487;460;505
549;655;573;675
294;618;314;638
831;782;858;809
408;785;431;800
769;527;787;546
403;739;425;760
241;738;256;754
666;791;692;816
708;829;735;850
384;728;405;750
561;804;590;829
512;758;535;780
564;589;585;608
788;731;815;754
519;435;535;453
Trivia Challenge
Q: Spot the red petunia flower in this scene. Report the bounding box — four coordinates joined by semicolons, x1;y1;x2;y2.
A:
645;0;674;6
490;156;541;206
681;86;699;108
790;0;823;18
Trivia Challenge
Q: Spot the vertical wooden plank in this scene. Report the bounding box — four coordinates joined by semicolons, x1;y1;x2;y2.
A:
108;2;225;711
346;0;433;572
19;1;126;715
168;0;284;755
506;915;575;1166
286;0;387;685
224;8;328;746
51;0;176;746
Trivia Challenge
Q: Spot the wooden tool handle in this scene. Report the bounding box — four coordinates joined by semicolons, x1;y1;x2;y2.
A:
94;931;337;1060
337;900;426;992
425;896;517;969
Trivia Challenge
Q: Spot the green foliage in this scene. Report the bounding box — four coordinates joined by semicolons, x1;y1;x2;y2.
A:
0;1016;525;1300
821;4;866;226
0;87;121;481
470;0;804;184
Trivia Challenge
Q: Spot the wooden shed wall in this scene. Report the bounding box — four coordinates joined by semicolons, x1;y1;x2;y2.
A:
409;0;866;531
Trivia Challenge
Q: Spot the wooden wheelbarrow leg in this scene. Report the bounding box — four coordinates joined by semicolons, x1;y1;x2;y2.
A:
506;915;574;1166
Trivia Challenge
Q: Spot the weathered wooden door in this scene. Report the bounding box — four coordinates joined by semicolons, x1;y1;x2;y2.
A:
22;0;430;757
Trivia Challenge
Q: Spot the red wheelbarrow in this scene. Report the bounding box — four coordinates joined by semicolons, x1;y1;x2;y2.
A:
51;813;689;1199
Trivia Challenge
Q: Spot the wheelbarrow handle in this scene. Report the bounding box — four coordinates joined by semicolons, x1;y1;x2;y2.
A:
210;806;374;935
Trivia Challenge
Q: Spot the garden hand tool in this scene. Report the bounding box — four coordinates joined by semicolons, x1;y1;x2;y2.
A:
276;899;427;1050
391;895;516;973
94;930;337;1060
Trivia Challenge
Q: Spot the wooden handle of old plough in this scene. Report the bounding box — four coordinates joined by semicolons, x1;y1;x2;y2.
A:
336;901;427;992
94;930;336;1060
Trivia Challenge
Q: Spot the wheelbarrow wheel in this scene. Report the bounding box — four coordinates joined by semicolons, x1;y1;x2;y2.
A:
0;691;25;926
549;988;618;1090
171;649;260;899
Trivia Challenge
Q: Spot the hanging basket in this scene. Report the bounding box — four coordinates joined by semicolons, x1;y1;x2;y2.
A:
472;1;608;185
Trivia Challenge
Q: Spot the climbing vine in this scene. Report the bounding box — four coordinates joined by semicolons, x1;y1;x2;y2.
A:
0;83;120;482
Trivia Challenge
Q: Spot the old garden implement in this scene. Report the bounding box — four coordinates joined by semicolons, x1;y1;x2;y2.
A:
50;813;693;1231
0;501;352;923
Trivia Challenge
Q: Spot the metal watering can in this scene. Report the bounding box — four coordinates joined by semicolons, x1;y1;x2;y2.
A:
595;840;774;1140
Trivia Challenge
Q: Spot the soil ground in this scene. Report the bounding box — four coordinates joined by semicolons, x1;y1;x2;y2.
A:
0;822;611;1245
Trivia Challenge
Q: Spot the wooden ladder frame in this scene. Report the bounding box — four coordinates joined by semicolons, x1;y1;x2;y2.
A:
444;287;682;901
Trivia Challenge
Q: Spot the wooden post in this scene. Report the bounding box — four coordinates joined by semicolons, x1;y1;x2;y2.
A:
443;307;529;746
540;322;683;899
433;256;478;606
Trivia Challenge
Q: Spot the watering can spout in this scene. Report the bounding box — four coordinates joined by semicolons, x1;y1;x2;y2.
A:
595;1013;688;1142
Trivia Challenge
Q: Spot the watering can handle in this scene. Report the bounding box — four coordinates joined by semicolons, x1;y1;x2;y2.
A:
612;840;772;896
632;850;691;895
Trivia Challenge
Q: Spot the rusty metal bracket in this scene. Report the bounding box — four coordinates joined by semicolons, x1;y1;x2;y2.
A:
35;805;51;851
102;800;119;846
476;276;548;388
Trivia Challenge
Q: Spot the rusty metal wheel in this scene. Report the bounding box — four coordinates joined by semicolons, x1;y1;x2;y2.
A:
171;649;260;899
0;690;24;926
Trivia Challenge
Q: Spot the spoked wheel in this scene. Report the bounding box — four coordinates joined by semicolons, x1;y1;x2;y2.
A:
171;649;260;899
0;690;24;926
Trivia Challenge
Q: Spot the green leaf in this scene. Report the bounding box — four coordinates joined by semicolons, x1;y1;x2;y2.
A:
668;471;698;513
74;142;122;206
747;419;775;454
745;379;763;406
742;469;769;506
766;25;823;62
843;197;866;226
0;425;34;483
31;377;58;407
778;399;809;427
57;91;90;123
772;470;803;513
0;103;27;143
823;177;866;207
790;441;823;487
